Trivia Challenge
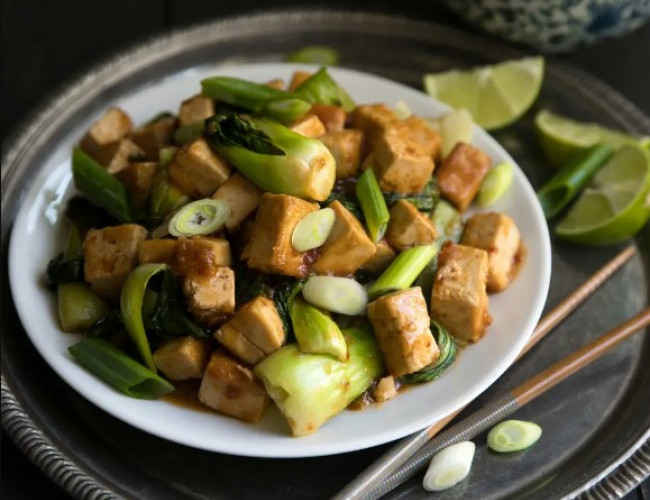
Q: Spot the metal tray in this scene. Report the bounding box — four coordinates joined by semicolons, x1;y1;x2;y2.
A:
1;10;649;500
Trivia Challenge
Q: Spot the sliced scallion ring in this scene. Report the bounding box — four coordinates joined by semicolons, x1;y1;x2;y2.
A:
423;441;476;491
291;208;336;252
302;276;367;316
168;199;230;237
487;420;542;452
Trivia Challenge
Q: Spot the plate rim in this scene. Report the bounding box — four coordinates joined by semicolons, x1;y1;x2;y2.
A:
1;8;648;499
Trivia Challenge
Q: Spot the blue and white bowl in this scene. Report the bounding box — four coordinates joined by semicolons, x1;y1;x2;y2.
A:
445;0;650;52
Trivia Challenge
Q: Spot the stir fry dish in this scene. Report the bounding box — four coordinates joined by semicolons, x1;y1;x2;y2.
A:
45;67;525;437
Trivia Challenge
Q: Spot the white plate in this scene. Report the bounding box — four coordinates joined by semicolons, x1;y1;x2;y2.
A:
8;63;551;457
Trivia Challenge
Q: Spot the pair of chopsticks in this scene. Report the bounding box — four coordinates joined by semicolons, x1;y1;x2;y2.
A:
335;245;648;500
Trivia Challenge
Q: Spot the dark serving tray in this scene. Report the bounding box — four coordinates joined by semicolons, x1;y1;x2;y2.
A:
2;10;649;500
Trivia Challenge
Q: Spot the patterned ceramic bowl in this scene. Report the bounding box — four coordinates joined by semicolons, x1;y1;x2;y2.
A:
445;0;650;52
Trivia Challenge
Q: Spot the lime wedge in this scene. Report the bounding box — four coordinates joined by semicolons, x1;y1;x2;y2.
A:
555;145;650;245
535;109;649;168
423;57;544;130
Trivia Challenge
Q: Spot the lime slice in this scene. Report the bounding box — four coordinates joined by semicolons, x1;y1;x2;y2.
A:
535;109;649;168
423;57;544;130
555;145;650;245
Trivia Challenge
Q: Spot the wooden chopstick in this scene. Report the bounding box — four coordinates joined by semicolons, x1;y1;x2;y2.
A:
333;245;637;500
369;307;650;499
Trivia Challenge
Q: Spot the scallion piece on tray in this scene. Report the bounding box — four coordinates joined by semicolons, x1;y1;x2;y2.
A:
302;276;368;316
289;297;348;361
287;46;340;65
356;168;390;242
69;337;175;399
367;245;438;300
168;199;230;237
291;208;336;252
72;147;133;223
487;420;542;452
423;441;476;491
537;144;614;219
120;263;169;371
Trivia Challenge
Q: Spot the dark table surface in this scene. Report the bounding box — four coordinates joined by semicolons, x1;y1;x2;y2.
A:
1;1;649;498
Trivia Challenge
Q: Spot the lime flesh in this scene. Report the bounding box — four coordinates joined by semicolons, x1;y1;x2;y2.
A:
423;57;544;130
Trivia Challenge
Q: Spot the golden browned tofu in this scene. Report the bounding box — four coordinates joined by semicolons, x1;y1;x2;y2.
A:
386;200;438;251
211;173;263;231
215;296;285;365
116;161;158;208
153;337;210;380
351;104;400;150
391;116;442;159
461;212;522;293
367;287;439;377
319;129;364;179
288;70;312;91
361;240;396;275
244;193;319;277
430;242;492;343
173;237;232;277
138;239;177;267
130;116;176;160
183;266;235;327
83;224;148;300
309;104;346;133
311;200;377;275
372;132;435;194
198;352;270;423
265;78;285;90
178;94;215;127
290;114;326;138
373;376;397;403
437;142;491;211
91;139;144;174
80;107;132;154
168;138;231;197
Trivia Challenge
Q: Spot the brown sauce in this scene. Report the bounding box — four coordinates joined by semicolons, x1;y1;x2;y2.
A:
161;379;211;413
510;242;528;283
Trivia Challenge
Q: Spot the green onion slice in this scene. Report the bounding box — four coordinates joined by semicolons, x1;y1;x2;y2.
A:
478;161;514;207
288;46;340;65
302;276;367;316
168;199;230;237
423;441;476;491
356;168;390;242
487;420;542;452
291;208;336;252
69;337;175;399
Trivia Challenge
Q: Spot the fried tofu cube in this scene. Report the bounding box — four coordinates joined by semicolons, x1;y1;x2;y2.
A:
138;239;177;267
319;129;364;179
309;104;346;133
168;138;231;197
392;116;442;159
265;78;285;90
244;193;319;277
373;132;435;193
178;94;215;127
211;173;263;231
215;296;285;365
83;224;148;300
116;161;158;207
367;287;439;377
173;237;232;277
288;70;312;91
311;200;377;275
431;242;492;342
351;104;401;150
91;139;145;174
461;212;522;293
183;266;235;327
198;352;270;423
386;200;438;251
80;107;132;154
290;114;326;138
373;376;397;403
437;142;491;211
153;337;210;380
131;116;176;160
362;240;396;275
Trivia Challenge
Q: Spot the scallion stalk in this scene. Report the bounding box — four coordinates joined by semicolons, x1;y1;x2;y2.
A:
69;337;175;399
356;168;390;242
537;144;614;218
367;245;438;300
